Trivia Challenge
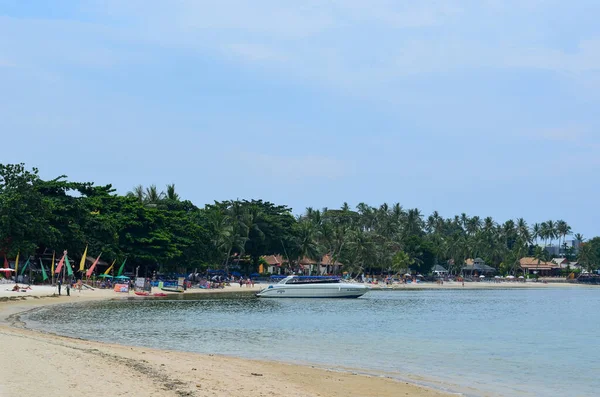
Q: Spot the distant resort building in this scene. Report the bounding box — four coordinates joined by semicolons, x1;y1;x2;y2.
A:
432;265;448;277
550;257;581;270
261;254;343;275
462;258;496;277
518;257;559;277
542;239;582;256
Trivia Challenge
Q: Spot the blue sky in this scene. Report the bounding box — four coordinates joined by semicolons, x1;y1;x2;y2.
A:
1;1;599;237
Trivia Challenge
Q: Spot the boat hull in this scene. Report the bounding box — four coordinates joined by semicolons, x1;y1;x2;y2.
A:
256;283;368;298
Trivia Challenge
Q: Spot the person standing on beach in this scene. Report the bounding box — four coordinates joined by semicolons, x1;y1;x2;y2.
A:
66;282;70;296
57;279;62;295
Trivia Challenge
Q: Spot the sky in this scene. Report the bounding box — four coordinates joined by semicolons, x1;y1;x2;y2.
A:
1;1;599;237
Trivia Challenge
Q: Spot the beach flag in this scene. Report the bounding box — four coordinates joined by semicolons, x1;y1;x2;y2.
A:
55;253;65;274
79;245;88;272
86;253;102;277
51;251;55;274
104;259;116;275
117;258;127;277
14;252;20;274
40;258;48;281
65;255;73;277
20;258;30;275
3;254;8;269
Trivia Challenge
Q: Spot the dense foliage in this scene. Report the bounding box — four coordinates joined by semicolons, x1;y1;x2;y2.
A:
0;163;598;276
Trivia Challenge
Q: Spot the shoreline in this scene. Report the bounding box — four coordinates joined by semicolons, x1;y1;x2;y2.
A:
0;286;455;397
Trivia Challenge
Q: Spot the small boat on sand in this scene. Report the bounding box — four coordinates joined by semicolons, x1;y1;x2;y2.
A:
152;292;168;297
256;276;368;298
134;291;149;296
160;287;184;293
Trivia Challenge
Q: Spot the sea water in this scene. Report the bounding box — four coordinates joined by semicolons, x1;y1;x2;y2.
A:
24;288;600;396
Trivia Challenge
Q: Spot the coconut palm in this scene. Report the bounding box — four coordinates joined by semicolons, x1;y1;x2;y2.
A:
144;184;164;205
165;184;180;201
556;220;571;252
574;233;585;246
531;223;541;245
127;185;145;203
516;218;530;244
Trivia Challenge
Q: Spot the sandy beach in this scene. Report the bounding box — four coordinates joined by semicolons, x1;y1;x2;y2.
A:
0;284;453;397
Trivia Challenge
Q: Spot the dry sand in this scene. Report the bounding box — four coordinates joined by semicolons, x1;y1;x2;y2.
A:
0;284;453;397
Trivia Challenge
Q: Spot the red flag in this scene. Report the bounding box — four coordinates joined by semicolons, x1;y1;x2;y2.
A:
54;252;66;274
85;253;102;277
3;255;8;269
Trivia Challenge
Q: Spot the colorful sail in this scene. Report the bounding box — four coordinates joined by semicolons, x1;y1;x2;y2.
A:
55;253;65;274
40;258;48;281
117;258;127;276
14;252;20;274
51;251;55;274
104;259;116;275
79;245;88;272
85;253;102;277
20;258;30;275
65;255;73;276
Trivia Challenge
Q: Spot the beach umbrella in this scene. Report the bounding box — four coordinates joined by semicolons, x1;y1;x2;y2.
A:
479;275;485;278
114;275;130;280
506;275;515;279
518;276;525;279
404;273;412;277
494;276;501;279
98;274;113;278
0;268;15;273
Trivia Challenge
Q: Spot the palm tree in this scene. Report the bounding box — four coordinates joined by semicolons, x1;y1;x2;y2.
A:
578;243;594;272
516;218;530;244
531;223;541;245
546;220;557;247
144;184;164;205
556;220;570;251
296;220;320;274
165;184;180;201
127;185;145;203
574;233;585;247
540;221;550;247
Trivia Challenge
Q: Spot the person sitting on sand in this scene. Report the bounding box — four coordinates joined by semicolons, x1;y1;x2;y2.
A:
12;284;20;291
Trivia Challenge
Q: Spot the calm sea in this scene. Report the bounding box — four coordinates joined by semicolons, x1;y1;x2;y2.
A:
24;288;600;396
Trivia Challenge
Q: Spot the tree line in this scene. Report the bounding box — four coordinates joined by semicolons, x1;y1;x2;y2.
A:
1;163;599;277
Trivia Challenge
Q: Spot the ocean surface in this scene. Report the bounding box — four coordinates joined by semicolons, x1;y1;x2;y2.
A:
24;288;600;396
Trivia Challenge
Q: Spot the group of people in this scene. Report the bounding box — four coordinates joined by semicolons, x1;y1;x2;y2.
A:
56;279;84;296
237;276;255;288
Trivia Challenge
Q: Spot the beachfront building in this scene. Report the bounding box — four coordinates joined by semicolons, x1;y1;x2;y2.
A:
262;255;285;275
260;254;343;275
462;258;496;278
551;257;582;270
432;265;448;278
519;257;560;277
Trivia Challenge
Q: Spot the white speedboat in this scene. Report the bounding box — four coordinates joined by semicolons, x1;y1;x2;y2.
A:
256;276;369;298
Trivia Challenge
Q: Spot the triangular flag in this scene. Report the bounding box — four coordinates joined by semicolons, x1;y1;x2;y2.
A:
79;245;88;272
20;258;30;275
3;255;8;269
104;259;116;275
86;253;102;278
14;252;20;274
40;258;48;281
51;251;55;274
55;253;65;274
117;258;127;276
65;255;73;277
